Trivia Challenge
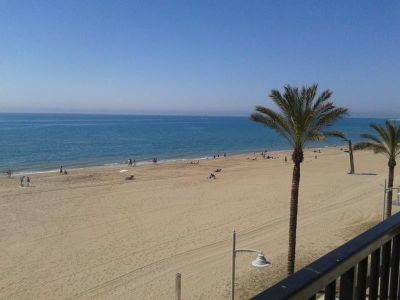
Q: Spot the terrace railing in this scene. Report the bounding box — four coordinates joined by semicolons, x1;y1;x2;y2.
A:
251;212;400;300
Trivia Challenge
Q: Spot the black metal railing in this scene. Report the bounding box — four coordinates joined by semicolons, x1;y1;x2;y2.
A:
251;212;400;300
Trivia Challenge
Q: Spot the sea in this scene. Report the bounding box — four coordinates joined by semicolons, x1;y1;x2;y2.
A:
0;113;387;175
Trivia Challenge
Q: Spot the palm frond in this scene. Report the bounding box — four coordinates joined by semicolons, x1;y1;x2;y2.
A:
251;109;294;147
370;123;389;143
313;89;333;110
355;121;400;159
308;130;325;142
322;130;346;139
251;85;347;151
360;133;384;145
353;142;387;154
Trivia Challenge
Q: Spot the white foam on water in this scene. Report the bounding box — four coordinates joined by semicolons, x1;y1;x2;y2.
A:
103;163;122;166
12;169;59;176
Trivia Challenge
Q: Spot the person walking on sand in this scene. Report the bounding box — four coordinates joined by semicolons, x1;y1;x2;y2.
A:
60;166;63;174
285;156;287;163
26;176;31;187
128;158;132;167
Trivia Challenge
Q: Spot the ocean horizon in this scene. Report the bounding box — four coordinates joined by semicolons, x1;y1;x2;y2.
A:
0;113;386;174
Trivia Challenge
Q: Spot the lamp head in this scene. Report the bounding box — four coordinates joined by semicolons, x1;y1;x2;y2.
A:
252;253;271;268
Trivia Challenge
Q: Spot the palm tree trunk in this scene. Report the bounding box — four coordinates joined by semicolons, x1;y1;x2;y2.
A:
287;151;302;275
348;140;355;174
386;160;396;219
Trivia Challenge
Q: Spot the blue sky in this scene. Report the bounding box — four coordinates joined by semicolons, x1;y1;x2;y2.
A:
0;1;399;116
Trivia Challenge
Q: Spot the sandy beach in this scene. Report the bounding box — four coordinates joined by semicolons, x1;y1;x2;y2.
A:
0;148;397;299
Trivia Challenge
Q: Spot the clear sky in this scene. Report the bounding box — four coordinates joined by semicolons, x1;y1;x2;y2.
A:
0;1;399;117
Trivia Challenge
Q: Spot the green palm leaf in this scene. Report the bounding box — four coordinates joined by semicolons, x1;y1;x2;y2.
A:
251;84;348;152
354;121;400;160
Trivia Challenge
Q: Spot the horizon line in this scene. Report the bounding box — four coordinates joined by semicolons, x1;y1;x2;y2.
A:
0;111;396;119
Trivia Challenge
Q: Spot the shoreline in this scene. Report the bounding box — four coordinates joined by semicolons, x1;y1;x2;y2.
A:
6;145;339;177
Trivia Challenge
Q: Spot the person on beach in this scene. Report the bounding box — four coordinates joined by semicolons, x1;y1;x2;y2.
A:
20;176;25;187
26;177;31;187
128;158;132;167
224;153;226;158
60;166;63;174
153;157;157;164
6;169;12;177
133;159;136;166
64;169;68;175
285;156;287;163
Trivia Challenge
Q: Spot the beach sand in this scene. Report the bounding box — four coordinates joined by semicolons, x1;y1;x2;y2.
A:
0;148;397;299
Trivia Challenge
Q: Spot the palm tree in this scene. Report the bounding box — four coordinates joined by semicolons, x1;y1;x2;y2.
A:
323;131;355;174
354;121;400;219
347;138;355;174
251;84;348;275
338;134;355;174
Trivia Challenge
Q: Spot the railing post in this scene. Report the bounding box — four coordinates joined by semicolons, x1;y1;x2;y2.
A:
369;248;381;300
380;241;392;300
339;267;355;300
325;280;336;300
356;257;368;299
175;273;181;300
389;235;400;300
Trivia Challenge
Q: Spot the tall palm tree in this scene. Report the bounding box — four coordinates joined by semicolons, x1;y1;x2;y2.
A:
251;85;348;275
354;121;400;219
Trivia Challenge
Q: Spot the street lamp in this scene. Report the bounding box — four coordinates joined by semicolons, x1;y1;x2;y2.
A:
231;229;271;300
383;179;400;220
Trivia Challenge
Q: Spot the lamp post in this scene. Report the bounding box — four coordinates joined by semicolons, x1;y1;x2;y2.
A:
231;229;271;300
175;273;181;300
383;179;400;220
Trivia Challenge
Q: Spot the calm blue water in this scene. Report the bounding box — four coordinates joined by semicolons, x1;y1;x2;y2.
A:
0;113;386;174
